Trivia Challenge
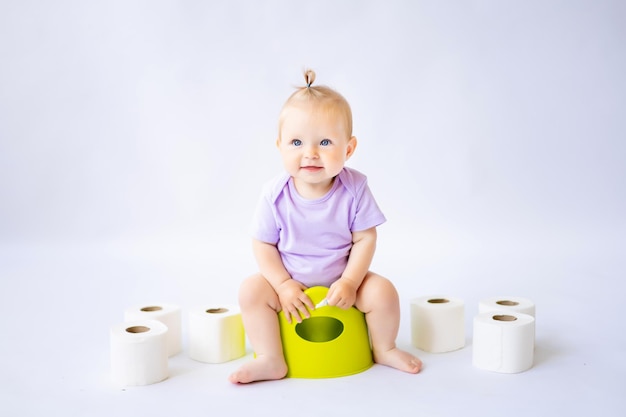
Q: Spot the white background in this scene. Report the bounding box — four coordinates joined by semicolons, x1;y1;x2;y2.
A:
1;1;624;416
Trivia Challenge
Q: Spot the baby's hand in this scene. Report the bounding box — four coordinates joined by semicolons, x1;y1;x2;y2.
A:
277;280;313;324
327;278;358;310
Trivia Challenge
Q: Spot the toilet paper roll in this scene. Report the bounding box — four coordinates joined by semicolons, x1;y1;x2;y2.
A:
110;319;169;386
472;311;535;373
124;303;181;357
188;304;245;363
410;295;465;353
479;296;535;317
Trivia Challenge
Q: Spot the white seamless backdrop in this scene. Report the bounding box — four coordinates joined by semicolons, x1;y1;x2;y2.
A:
0;1;624;416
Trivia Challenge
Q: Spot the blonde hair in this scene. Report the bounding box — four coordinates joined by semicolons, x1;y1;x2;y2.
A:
277;69;353;139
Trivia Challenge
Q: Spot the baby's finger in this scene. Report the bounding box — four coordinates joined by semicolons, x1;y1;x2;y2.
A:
283;308;293;324
283;305;298;324
295;299;312;321
290;307;304;323
327;293;343;307
301;295;315;311
295;301;311;320
325;288;336;303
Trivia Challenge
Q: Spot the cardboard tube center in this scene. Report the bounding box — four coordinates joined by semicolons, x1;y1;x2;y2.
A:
496;300;519;307
493;314;517;322
428;298;449;304
206;308;229;314
140;306;163;312
126;326;150;333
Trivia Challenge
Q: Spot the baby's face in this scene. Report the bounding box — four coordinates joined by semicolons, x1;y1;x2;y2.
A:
277;103;356;198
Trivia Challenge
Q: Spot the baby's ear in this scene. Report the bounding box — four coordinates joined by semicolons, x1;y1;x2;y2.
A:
346;136;357;159
275;137;281;148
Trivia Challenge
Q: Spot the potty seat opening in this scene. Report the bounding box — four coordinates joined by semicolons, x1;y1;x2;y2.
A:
295;317;344;343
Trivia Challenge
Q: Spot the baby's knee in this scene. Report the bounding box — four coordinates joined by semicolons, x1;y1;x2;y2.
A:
357;273;399;307
238;274;277;308
237;275;262;306
363;273;396;295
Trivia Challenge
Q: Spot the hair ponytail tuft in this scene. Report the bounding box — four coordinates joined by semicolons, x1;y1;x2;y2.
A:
304;69;316;88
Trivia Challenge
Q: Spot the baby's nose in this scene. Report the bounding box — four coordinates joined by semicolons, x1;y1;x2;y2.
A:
304;145;319;158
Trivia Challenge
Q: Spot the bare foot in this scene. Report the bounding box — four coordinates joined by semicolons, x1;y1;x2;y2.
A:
228;355;288;384
373;347;422;374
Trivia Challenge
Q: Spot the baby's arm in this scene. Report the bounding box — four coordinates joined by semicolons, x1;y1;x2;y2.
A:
326;227;377;309
252;239;314;323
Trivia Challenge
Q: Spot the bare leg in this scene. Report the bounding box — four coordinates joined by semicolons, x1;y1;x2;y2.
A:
228;274;288;383
356;273;422;374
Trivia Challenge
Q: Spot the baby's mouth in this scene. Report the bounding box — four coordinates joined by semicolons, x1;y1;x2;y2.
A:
301;166;323;171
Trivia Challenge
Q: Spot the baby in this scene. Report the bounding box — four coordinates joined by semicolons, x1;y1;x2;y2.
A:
229;70;422;383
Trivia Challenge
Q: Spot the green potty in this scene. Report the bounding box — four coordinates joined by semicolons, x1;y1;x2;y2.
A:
278;286;373;378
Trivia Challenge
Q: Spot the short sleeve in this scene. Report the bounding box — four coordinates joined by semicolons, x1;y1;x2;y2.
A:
337;168;386;232
351;180;386;232
250;189;280;244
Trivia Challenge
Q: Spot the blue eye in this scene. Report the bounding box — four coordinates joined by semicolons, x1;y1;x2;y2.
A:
292;139;302;146
320;139;331;146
